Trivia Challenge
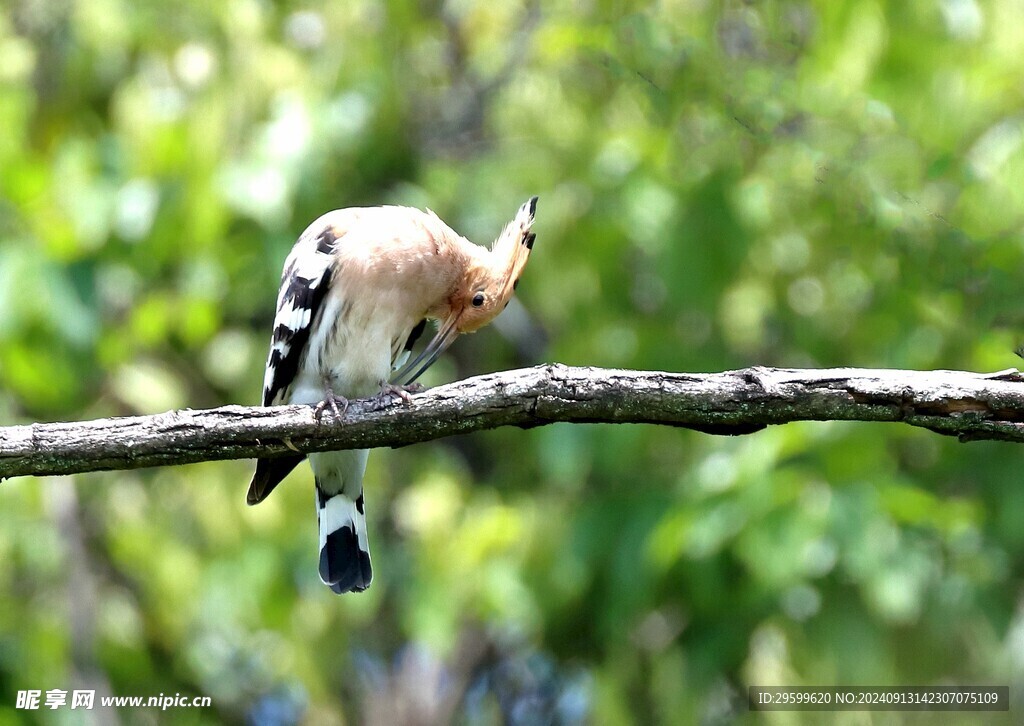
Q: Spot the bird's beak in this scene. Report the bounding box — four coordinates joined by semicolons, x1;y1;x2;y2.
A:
392;314;461;385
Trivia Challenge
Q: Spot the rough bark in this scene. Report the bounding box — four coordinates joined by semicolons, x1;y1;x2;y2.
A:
2;364;1023;480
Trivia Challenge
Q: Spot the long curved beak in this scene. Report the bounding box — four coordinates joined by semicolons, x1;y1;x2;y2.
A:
391;315;461;385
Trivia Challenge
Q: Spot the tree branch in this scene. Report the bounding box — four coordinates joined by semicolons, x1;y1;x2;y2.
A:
3;364;1024;480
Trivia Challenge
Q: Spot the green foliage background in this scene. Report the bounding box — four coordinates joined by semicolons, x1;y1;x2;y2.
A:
1;0;1023;723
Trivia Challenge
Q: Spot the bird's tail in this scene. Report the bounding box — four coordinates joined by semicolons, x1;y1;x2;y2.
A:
316;484;372;594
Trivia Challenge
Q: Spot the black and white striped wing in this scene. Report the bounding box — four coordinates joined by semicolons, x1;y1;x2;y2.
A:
262;223;339;406
248;220;340;505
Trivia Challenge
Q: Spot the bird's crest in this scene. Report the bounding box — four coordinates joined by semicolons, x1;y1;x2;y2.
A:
490;196;538;303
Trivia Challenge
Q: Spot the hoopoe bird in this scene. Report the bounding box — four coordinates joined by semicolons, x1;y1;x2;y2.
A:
248;197;538;593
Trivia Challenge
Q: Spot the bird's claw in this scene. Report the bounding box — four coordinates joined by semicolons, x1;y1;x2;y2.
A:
376;382;424;408
314;391;350;422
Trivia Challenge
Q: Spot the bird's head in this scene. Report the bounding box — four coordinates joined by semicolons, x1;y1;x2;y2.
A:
393;196;538;384
454;195;538;334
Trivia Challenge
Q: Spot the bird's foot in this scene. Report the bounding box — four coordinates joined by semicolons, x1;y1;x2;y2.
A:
375;382;424;408
314;389;350;422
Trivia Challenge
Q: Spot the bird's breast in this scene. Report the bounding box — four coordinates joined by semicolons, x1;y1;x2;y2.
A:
297;289;414;401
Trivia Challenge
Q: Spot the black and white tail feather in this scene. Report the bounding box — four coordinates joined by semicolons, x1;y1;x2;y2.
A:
313;450;372;593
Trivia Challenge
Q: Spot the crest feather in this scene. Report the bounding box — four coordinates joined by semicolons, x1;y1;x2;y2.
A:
490;196;538;300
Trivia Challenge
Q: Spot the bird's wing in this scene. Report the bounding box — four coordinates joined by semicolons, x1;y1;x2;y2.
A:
248;214;346;505
262;218;342;407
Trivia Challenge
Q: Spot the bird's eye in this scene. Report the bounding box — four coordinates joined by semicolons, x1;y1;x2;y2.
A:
472;292;485;307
